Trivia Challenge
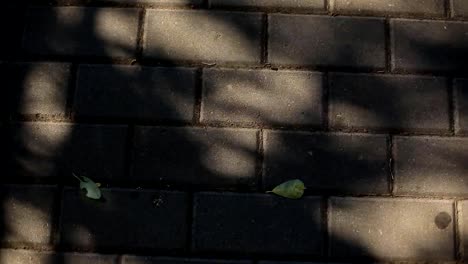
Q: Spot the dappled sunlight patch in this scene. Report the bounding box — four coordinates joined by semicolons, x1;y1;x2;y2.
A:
191;127;257;181
0;249;54;264
4;0;467;262
94;8;140;57
132;126;258;187
143;9;262;63
331;102;378;129
201;68;323;126
13;123;72;177
0;186;56;246
18;63;71;116
3;197;51;244
329;197;454;259
201;141;256;179
23;7;139;58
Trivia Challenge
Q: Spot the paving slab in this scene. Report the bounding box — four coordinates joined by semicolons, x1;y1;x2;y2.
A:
2;63;72;116
263;130;389;194
132;126;258;189
329;197;455;260
394;136;468;196
329;72;449;132
455;78;468;134
209;0;324;9
331;0;445;16
452;0;468;17
23;7;140;58
202;68;323;126
268;15;386;68
9;122;127;182
192;192;322;255
0;185;56;246
123;256;251;264
60;188;188;250
391;19;468;72
74;65;196;121
144;10;262;63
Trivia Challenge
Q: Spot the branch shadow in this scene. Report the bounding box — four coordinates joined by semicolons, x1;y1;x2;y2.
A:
0;1;467;263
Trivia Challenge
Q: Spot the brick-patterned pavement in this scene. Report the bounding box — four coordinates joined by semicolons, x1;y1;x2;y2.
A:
1;0;468;263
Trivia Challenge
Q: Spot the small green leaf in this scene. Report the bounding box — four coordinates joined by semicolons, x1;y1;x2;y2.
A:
267;179;306;199
73;173;102;200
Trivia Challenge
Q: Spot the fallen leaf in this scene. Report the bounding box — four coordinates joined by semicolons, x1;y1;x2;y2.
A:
267;179;306;199
73;173;102;200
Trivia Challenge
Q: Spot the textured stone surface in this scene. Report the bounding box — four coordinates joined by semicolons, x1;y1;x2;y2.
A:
23;7;140;58
61;188;188;250
0;250;118;264
9;122;72;181
452;0;468;17
202;68;323;125
2;63;72;115
74;65;196;121
263;130;389;194
56;253;118;264
144;10;262;63
9;123;127;182
92;0;201;4
455;79;468;134
123;256;251;264
193;192;322;255
331;0;445;16
391;19;468;72
268;15;386;68
2;1;467;262
330;197;455;259
209;0;324;9
258;262;318;264
0;250;53;264
0;185;56;246
394;136;468;196
132;126;257;188
329;73;449;132
459;201;468;260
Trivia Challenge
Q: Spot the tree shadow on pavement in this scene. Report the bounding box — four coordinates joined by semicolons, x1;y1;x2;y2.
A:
0;1;467;263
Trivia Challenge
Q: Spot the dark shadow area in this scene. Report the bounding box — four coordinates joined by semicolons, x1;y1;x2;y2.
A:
0;1;466;263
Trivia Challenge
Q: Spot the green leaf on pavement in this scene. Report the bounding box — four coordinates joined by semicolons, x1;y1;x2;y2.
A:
73;173;102;200
267;179;306;199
